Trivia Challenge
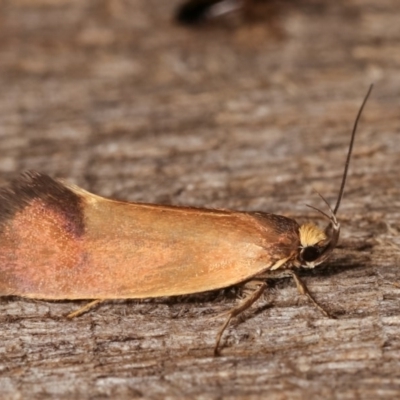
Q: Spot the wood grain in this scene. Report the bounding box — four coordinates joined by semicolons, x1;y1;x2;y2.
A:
0;0;399;398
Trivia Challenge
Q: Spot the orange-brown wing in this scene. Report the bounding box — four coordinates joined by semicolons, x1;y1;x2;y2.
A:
0;172;300;299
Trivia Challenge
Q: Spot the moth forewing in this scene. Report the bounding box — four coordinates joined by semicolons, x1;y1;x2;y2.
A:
0;175;300;299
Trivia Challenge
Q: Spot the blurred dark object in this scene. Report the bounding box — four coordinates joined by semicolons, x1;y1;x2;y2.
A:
175;0;243;25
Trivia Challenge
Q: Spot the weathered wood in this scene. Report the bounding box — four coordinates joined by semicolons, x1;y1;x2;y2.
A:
0;0;399;398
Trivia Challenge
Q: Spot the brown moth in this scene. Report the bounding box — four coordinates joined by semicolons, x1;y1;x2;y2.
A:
0;86;372;355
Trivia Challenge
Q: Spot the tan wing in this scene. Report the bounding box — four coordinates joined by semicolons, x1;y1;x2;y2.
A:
0;172;300;299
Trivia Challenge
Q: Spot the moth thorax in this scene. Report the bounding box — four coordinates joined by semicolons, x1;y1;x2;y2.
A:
299;223;327;248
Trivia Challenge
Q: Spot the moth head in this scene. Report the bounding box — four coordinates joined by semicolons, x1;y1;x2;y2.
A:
297;213;340;269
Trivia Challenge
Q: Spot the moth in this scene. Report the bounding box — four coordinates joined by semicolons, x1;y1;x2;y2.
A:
175;0;242;25
0;86;372;355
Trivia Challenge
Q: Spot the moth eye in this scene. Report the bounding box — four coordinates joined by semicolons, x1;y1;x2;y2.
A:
301;246;321;263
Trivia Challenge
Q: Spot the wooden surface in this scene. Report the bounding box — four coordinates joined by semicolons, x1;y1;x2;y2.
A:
0;0;400;398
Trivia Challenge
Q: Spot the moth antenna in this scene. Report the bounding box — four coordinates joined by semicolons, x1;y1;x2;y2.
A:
305;204;332;222
313;189;335;216
333;84;373;216
307;189;339;226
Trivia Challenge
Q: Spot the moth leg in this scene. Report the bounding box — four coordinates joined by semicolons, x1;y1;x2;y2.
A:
289;271;332;318
214;281;267;356
67;299;105;319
